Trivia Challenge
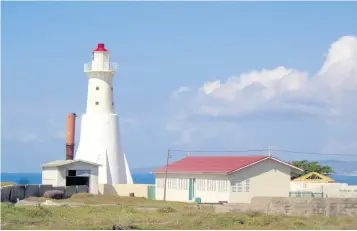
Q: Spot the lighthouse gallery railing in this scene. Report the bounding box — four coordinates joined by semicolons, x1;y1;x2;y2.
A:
84;62;118;73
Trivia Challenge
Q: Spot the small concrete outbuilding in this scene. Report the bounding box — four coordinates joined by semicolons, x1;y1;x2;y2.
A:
153;155;303;204
41;159;100;194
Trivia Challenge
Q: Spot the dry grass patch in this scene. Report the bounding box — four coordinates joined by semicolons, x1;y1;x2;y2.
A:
0;182;16;187
2;201;357;230
26;193;193;209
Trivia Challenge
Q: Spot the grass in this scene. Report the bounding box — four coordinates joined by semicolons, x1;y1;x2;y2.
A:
25;193;190;208
2;194;357;230
0;182;16;187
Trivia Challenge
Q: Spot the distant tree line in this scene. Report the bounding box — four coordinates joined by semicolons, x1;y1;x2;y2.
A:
290;160;334;180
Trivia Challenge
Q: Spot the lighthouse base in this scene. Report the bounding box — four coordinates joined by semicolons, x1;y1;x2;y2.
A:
75;113;133;185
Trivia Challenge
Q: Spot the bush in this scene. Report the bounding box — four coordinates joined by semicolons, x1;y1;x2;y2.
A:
27;205;52;218
246;210;264;217
0;182;16;187
157;206;177;213
43;190;64;199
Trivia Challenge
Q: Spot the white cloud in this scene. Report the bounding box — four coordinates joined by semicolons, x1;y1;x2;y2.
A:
3;130;43;143
167;36;357;153
171;86;190;99
173;36;357;118
18;132;40;143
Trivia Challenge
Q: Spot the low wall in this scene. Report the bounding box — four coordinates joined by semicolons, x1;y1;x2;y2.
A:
215;196;357;217
99;184;154;198
0;184;88;203
290;182;357;198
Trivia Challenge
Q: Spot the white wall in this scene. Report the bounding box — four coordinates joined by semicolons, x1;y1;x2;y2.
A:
155;173;230;203
229;159;291;203
43;162;99;194
42;167;58;186
86;51;114;114
76;48;133;185
290;182;357;198
99;184;152;198
155;159;295;204
75;114;133;185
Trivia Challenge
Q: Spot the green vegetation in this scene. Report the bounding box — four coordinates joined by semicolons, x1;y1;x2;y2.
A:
2;194;357;230
25;193;189;207
291;160;334;179
0;182;16;187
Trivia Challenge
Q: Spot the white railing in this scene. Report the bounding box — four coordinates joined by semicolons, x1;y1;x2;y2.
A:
84;63;92;72
110;63;118;72
84;62;118;73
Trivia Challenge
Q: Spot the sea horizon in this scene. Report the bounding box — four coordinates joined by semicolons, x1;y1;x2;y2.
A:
1;172;156;185
1;172;357;186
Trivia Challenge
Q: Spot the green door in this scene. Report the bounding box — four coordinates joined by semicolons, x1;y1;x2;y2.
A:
189;178;195;200
147;185;156;200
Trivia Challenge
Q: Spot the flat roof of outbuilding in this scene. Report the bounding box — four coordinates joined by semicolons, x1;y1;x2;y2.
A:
41;159;101;168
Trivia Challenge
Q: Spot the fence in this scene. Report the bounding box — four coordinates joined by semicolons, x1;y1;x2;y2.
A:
0;184;89;203
289;191;324;198
216;196;357;217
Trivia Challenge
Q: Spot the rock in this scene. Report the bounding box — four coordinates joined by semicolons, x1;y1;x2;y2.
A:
39;185;54;197
112;224;137;230
237;219;245;224
43;190;65;199
15;199;41;206
42;200;60;206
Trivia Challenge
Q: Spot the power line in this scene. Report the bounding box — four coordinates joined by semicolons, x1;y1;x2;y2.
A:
272;149;357;157
170;149;267;153
169;148;357;157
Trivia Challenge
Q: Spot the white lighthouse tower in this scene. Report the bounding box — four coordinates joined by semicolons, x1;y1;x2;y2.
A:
75;43;133;185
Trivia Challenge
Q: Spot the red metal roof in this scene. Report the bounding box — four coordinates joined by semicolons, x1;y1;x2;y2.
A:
93;43;108;52
153;155;269;174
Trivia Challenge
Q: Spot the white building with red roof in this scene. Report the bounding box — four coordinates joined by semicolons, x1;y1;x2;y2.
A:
152;155;303;203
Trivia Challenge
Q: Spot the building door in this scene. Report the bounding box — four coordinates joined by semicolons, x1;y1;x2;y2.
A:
147;185;156;200
189;178;196;200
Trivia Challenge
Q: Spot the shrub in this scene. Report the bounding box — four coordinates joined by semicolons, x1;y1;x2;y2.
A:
27;205;52;218
43;190;64;199
157;206;177;213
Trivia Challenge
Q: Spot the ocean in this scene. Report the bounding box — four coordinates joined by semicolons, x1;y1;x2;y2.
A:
0;173;156;185
1;173;357;185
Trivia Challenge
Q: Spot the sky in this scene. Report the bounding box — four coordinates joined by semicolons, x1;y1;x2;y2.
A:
2;2;357;173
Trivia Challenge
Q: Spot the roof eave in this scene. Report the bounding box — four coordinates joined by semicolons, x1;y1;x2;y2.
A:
227;156;270;175
153;171;228;175
41;159;101;168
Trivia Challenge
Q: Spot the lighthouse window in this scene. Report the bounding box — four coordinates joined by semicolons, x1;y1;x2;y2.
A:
111;87;113;91
95;102;99;105
112;102;114;106
96;86;99;90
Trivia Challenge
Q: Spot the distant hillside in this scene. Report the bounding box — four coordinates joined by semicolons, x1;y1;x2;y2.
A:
318;160;357;176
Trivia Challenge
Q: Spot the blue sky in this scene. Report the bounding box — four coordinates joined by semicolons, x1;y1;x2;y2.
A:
2;2;357;173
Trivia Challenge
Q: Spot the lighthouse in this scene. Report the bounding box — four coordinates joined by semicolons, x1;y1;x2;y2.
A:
75;43;133;185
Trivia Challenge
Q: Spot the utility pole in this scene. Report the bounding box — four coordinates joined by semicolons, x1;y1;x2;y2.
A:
163;148;171;202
